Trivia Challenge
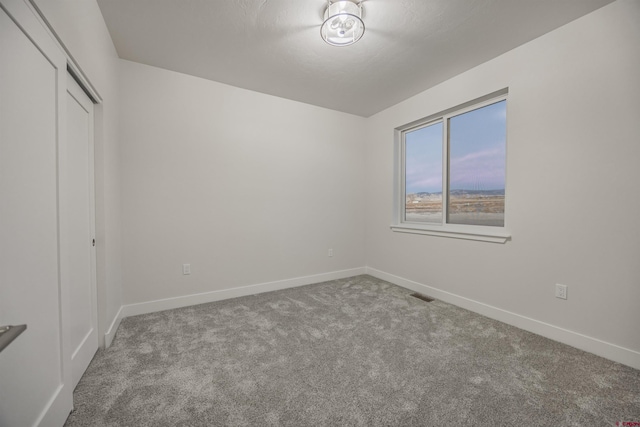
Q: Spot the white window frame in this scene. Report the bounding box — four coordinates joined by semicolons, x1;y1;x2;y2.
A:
391;90;511;244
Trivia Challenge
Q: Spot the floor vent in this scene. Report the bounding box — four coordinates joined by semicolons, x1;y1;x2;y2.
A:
410;293;435;303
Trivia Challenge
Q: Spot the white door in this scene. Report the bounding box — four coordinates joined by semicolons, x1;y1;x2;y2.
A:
66;74;98;389
0;1;73;425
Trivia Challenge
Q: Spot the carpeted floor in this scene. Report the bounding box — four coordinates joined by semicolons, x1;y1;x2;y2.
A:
64;275;640;426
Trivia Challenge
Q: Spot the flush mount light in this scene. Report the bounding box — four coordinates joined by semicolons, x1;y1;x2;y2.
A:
321;0;365;47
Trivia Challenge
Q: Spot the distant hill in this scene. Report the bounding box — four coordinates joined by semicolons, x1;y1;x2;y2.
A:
411;189;504;196
450;189;504;196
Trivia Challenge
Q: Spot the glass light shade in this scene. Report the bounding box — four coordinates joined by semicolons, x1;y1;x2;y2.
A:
321;1;365;47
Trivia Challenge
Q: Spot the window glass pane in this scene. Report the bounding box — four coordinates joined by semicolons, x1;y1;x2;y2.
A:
405;121;443;223
448;100;506;226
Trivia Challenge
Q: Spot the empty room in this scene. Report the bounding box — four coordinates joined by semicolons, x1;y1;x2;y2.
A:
1;0;639;425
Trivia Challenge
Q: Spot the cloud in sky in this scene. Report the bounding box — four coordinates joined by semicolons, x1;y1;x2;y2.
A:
406;167;441;193
406;146;505;193
449;146;505;190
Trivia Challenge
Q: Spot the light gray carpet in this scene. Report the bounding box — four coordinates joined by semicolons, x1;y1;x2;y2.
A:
65;275;640;426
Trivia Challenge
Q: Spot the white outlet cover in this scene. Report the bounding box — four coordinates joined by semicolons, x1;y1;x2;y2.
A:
555;284;567;299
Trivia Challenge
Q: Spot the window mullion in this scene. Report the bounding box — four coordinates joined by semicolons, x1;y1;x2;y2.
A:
401;132;407;223
442;116;450;225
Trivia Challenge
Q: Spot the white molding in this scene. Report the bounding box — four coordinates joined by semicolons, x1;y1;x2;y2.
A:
107;266;640;371
34;384;71;427
121;268;366;318
365;267;640;370
104;305;123;348
390;224;510;244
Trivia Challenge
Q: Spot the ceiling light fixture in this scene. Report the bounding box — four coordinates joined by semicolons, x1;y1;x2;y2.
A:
321;0;365;47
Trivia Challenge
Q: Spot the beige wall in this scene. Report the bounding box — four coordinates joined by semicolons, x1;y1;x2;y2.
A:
118;60;366;304
365;0;640;355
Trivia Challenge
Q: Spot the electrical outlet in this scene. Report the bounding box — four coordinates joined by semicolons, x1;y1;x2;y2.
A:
328;248;333;257
555;283;567;300
183;264;191;275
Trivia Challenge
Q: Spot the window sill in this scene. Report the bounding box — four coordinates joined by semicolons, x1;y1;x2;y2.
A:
390;223;511;244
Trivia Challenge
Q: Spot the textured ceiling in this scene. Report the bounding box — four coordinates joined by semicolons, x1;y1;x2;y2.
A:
97;0;614;117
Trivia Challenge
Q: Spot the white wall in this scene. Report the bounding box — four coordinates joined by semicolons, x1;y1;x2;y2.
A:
118;60;366;305
33;0;123;347
365;0;640;359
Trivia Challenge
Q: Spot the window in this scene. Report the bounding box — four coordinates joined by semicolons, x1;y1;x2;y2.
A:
392;93;510;243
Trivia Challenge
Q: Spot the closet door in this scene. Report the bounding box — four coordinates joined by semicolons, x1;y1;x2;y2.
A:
66;73;99;389
0;1;73;426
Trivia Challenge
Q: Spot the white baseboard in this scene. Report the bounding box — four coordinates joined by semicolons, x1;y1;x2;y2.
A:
35;383;72;427
121;267;367;319
104;305;123;348
105;266;640;370
366;267;640;370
